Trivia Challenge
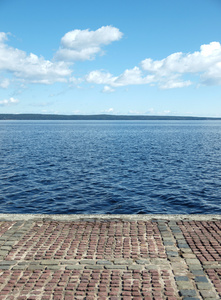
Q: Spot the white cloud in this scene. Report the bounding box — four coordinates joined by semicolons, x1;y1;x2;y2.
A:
0;32;7;43
85;70;117;85
55;47;100;62
0;97;19;106
102;108;114;113
162;110;171;115
201;61;221;85
102;86;115;93
0;78;10;88
69;76;83;85
0;32;72;84
80;41;221;90
0;27;123;87
55;26;123;61
160;79;192;89
85;67;155;88
1;29;221;93
141;41;221;87
113;67;154;86
128;110;144;115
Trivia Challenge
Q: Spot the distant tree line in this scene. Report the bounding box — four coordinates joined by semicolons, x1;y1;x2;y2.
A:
0;114;220;121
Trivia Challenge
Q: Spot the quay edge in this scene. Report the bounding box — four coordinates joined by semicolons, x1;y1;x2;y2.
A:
0;213;221;221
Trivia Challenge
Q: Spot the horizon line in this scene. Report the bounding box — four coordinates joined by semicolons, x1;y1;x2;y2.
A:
0;113;221;120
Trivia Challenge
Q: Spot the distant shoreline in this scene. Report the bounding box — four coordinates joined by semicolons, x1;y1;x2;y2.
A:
0;114;221;121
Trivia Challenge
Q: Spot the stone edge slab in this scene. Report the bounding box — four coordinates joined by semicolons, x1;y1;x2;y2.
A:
0;214;221;221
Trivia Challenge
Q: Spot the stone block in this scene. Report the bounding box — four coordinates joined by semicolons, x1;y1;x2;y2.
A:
188;265;203;271
145;265;158;270
180;290;197;297
136;259;150;265
167;251;179;257
97;260;112;265
65;265;83;270
86;265;103;270
177;282;194;290
105;265;126;270
191;270;205;276
40;260;59;265
185;259;201;265
175;276;189;281
79;259;96;265
196;283;212;290
199;290;217;298
46;265;61;270
27;265;45;270
127;265;143;270
195;276;208;283
114;259;133;265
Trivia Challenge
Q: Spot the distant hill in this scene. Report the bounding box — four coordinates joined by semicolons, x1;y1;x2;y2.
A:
0;114;221;121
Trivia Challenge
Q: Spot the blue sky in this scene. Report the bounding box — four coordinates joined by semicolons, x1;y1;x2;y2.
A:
0;0;221;116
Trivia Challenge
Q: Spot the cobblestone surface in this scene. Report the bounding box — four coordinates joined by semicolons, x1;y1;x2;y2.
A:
178;220;221;299
0;217;220;299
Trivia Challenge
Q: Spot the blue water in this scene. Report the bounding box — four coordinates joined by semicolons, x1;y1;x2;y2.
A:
0;120;221;214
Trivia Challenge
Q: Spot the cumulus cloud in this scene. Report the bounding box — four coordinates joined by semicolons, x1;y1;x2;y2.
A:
69;76;83;85
0;97;19;106
0;78;10;88
113;67;154;86
85;70;117;85
0;32;7;43
102;108;114;113
141;41;221;87
1;29;221;93
0;32;72;84
0;27;122;87
102;86;115;93
201;61;221;85
85;41;221;91
55;26;123;61
160;78;192;89
85;67;154;88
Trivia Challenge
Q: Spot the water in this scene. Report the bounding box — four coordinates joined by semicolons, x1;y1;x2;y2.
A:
0;120;221;214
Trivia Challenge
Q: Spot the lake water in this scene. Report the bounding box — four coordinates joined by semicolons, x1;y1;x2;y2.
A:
0;120;221;214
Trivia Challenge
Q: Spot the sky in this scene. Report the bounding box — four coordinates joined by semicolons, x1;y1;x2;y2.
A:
0;0;221;117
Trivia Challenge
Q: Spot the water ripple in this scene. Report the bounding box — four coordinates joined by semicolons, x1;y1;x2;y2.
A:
0;120;221;214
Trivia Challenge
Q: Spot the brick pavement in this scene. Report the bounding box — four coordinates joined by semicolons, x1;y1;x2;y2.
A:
0;215;220;299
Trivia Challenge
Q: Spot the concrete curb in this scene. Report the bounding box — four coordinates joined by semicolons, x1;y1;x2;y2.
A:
0;213;221;221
